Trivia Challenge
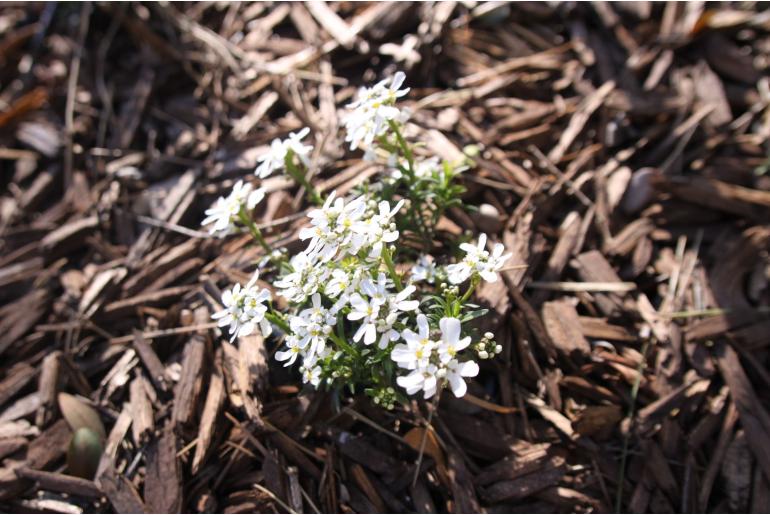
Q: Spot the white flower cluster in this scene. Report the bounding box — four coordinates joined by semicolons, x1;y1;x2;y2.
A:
201;128;313;236
344;72;410;152
391;315;479;398
256;127;313;178
212;271;272;342
273;190;422;384
446;233;511;285
201;180;265;237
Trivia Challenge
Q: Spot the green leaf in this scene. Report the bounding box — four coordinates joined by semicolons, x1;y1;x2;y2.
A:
461;308;489;322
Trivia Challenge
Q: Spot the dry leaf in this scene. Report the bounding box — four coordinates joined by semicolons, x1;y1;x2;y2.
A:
404;426;447;477
57;393;106;441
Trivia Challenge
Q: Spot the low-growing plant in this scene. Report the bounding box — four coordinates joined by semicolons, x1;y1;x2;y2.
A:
203;72;508;407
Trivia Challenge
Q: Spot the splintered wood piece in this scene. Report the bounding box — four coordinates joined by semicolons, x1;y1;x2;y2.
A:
0;437;26;460
699;400;739;510
504;277;558;361
26;418;71;470
78;267;128;316
269;431;322;480
692;60;732;126
642;439;679;501
283;466;302;513
349;462;386;513
335;431;403;478
129;375;153;446
144;424;182;513
636;378;709;435
132;330;169;393
122;239;199;296
721;429;752;512
0;289;50;357
548;81;615;163
2;419;72;500
172;338;206;428
531;212;581;305
35;351;61;428
447;448;481;514
99;464;146;513
0;363;36;410
714;343;770;482
16;467;102;498
572;250;626;317
191;367;225;475
128;170;197;262
410;479;437;514
560;375;621;404
232;91;279;139
481;455;566;504
95;407;132;480
474;443;552;486
578;316;636;342
40;215;99;256
101;285;195;317
662;176;770;222
542;299;591;359
306;0;357;50
238;330;269;396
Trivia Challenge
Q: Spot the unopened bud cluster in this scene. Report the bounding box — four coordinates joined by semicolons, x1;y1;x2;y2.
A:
475;332;503;360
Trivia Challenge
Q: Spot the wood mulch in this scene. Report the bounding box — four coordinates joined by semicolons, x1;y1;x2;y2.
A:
2;2;770;513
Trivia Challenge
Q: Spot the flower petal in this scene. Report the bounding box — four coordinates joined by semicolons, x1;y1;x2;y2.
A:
439;317;461;345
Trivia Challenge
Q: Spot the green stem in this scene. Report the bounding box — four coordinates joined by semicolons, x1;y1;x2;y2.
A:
459;276;480;305
265;311;290;334
285;153;322;205
387;121;432;250
381;245;403;291
387;120;415;178
330;328;359;359
238;208;272;255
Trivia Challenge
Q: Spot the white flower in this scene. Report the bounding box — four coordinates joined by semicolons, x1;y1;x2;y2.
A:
354;199;404;259
481;242;511;282
274;252;329;303
301;365;322;387
325;269;350;298
446;233;510;284
415;157;441;179
291;293;336;359
347;292;381;345
397;364;438;399
411;255;437;283
445;358;479;398
358;272;390;306
255;127;313;178
436;317;472;364
391;314;434;370
391;156;441;181
299;192;367;262
201;180;265;236
344;72;410;151
212;272;272;342
275;336;303;366
348;273;420;348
